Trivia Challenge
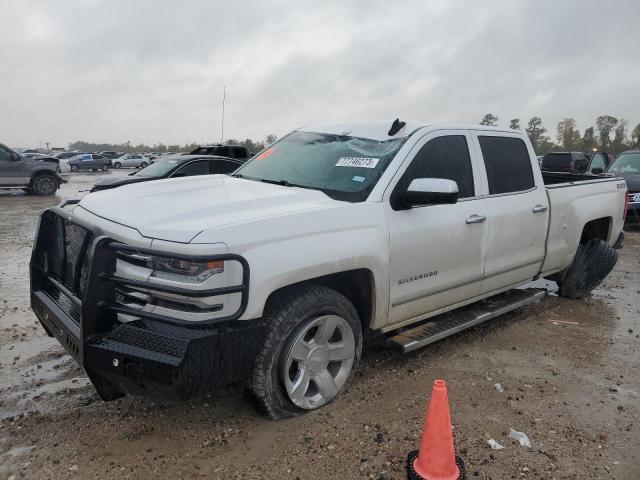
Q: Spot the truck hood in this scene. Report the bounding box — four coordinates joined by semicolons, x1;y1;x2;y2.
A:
78;175;339;243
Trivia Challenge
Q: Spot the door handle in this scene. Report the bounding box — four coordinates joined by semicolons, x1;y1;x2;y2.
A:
532;204;548;213
466;214;487;224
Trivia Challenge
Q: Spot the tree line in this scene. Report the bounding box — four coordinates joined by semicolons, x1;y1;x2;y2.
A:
479;114;640;155
68;134;278;154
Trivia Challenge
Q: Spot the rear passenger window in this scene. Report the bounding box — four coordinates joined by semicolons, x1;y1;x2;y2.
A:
398;135;475;199
479;136;534;194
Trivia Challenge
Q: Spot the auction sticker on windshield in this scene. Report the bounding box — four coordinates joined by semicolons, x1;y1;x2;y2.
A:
335;157;380;168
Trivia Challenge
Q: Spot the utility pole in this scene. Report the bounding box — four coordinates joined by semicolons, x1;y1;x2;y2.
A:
220;86;226;144
45;142;50;152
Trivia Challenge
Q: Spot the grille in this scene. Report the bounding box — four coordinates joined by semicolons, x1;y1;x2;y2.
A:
36;211;94;324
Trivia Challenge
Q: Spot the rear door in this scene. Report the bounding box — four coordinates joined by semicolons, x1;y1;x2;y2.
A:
385;130;489;326
471;132;549;293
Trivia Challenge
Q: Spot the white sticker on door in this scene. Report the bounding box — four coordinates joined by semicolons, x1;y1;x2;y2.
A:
335;157;380;168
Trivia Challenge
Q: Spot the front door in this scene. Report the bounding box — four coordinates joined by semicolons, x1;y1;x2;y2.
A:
385;131;489;327
0;146;26;185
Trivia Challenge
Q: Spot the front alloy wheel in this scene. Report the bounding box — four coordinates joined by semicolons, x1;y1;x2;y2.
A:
249;285;362;419
282;314;355;410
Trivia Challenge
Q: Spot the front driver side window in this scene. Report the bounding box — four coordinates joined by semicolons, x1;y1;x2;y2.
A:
0;145;11;161
172;161;209;177
395;135;475;200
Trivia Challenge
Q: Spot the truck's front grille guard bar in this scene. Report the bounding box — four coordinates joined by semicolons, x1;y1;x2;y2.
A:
100;242;250;327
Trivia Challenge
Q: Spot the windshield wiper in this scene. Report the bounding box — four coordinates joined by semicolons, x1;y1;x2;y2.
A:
230;173;244;178
258;178;304;188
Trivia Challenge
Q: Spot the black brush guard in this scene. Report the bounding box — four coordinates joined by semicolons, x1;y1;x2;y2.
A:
30;202;266;401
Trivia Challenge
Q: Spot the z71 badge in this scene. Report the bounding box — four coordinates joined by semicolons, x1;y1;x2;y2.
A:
398;270;438;285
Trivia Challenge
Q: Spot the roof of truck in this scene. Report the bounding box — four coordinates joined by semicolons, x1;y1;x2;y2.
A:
298;121;516;141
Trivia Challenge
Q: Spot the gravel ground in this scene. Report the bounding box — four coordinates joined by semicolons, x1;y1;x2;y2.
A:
1;171;638;479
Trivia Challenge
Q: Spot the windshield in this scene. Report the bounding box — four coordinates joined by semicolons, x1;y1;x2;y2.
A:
134;159;180;177
607;153;640;174
234;131;408;202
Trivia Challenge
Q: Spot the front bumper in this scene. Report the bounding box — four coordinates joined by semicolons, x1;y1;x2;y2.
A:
30;203;259;401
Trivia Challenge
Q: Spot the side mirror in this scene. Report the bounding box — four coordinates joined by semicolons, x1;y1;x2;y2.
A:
172;172;186;178
10;153;20;161
401;178;459;208
591;168;604;175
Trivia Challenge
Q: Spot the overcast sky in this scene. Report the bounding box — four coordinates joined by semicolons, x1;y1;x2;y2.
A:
1;0;639;149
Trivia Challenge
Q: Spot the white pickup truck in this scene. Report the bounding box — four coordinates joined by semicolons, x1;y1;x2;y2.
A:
30;121;627;419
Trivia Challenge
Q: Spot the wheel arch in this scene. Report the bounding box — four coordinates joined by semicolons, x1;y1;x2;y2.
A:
263;269;376;334
580;216;612;245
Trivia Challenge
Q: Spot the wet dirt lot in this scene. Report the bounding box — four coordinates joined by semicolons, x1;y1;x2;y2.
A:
1;172;639;479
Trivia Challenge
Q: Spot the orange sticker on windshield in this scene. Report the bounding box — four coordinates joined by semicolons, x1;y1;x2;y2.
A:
255;148;275;161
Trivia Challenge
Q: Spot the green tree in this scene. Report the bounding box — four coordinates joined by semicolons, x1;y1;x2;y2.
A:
631;123;640;148
556;118;581;150
596;115;618;148
581;127;596;151
265;134;278;145
480;113;498;126
612;119;628;153
525;117;548;151
509;118;521;130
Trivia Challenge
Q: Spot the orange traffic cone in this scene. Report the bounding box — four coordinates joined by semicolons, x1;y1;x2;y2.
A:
407;379;466;480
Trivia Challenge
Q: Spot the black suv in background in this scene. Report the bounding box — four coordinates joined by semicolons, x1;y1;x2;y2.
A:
189;144;251;160
541;151;590;173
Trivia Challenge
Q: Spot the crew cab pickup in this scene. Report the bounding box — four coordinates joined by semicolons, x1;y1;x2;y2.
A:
29;121;627;418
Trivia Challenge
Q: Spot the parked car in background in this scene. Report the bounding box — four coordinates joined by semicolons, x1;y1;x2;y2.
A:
0;143;65;195
97;151;120;159
541;151;590;173
587;151;615;174
190;144;251;160
606;149;640;225
53;151;83;160
111;153;150;169
91;155;244;192
68;153;111;172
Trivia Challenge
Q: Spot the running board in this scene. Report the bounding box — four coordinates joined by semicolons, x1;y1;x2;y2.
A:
388;288;546;353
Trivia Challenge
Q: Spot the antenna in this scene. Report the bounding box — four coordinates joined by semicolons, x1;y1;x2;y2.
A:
220;86;226;144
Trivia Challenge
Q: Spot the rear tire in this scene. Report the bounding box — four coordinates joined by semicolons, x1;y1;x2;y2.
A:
556;239;618;298
140;162;148;168
30;173;58;196
114;162;121;168
248;285;362;420
101;164;109;171
71;165;79;172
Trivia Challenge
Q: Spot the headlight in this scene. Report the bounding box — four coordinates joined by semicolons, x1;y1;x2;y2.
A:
150;257;224;284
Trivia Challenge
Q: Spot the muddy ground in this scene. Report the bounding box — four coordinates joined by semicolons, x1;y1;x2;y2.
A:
1;171;639;479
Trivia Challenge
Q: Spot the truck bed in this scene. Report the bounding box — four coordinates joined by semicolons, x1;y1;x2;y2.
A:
542;171;603;185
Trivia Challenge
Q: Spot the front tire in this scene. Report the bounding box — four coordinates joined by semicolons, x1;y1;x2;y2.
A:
71;164;79;172
140;161;148;168
556;239;618;298
30;173;58;195
101;164;109;171
249;285;362;419
113;162;121;169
